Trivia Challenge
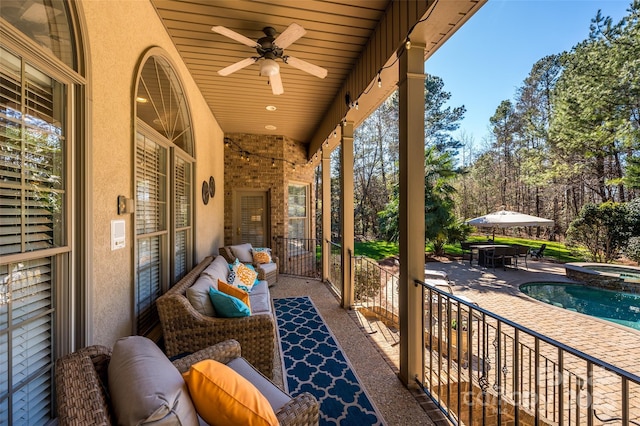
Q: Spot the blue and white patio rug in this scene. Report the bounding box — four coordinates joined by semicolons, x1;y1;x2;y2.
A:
274;296;385;426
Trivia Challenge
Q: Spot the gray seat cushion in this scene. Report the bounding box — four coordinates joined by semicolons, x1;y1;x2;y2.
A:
249;280;272;314
226;357;290;413
108;336;198;426
258;262;277;274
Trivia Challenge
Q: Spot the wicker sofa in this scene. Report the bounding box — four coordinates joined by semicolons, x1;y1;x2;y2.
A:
55;339;319;426
157;255;276;378
219;243;278;286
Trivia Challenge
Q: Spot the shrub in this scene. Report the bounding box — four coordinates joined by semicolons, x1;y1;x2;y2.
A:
625;237;640;263
566;202;632;262
354;257;382;301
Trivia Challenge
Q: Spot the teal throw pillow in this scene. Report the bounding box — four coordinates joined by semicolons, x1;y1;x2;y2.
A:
208;287;251;318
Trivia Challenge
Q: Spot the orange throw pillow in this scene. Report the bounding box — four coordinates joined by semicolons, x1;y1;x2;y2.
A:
218;279;251;310
182;359;278;426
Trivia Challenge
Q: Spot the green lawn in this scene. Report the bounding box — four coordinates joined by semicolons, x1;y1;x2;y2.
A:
354;241;399;260
354;237;584;263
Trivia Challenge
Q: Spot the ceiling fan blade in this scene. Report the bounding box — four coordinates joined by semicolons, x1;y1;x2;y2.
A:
274;23;306;49
212;25;259;48
284;56;328;79
269;72;284;95
218;57;257;76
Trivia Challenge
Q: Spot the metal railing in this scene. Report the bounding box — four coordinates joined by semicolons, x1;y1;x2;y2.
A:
352;255;399;326
272;237;321;278
415;278;640;426
327;240;342;297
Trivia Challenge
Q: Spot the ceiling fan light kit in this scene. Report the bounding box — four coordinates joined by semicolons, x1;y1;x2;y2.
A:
260;59;279;76
212;23;328;95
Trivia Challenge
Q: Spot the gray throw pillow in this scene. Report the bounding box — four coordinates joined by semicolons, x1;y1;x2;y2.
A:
108;336;199;426
186;274;218;316
201;255;231;282
229;243;253;263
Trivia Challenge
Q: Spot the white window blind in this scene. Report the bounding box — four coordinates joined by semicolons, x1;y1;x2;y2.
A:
135;133;167;334
288;184;308;240
240;195;266;247
173;155;191;282
134;54;194;335
0;45;65;425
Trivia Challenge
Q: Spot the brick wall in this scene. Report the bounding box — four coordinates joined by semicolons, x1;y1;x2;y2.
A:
223;133;320;246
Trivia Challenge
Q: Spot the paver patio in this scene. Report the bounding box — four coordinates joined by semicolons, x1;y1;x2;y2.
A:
269;257;640;424
362;257;640;424
440;258;640;377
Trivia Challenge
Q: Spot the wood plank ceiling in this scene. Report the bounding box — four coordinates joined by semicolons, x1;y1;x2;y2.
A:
150;0;484;150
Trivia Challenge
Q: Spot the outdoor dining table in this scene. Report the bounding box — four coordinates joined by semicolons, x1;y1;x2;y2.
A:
470;244;513;267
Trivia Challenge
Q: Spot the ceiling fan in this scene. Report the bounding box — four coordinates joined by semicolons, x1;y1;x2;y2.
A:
212;23;328;95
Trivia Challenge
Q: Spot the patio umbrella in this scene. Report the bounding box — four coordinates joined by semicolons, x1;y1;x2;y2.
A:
466;210;554;238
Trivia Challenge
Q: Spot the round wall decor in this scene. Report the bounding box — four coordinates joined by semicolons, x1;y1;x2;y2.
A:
202;180;209;205
209;176;215;198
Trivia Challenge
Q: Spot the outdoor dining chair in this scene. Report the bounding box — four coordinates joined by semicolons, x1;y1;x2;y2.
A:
484;246;517;271
530;243;547;259
512;244;531;269
460;241;474;265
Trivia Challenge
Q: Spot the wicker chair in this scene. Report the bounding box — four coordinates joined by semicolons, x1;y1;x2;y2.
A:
55;340;319;426
156;256;276;378
219;244;279;286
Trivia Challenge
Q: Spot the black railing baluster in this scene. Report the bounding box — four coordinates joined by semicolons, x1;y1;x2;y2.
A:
412;277;640;426
558;349;564;426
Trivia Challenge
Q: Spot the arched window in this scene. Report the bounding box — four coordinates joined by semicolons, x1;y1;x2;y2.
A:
0;1;83;423
0;0;77;69
136;55;193;154
134;52;194;335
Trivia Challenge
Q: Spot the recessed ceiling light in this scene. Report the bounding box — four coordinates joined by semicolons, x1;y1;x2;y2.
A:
265;125;277;130
136;97;149;103
265;105;277;111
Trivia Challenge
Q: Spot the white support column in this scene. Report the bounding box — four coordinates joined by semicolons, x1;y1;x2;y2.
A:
340;121;355;309
398;43;426;387
321;148;331;282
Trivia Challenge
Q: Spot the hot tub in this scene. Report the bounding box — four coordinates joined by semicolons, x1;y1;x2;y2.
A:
564;262;640;294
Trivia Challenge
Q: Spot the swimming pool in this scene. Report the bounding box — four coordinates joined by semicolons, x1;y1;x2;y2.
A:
520;282;640;331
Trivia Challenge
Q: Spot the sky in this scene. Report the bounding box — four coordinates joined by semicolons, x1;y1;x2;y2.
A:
426;0;632;151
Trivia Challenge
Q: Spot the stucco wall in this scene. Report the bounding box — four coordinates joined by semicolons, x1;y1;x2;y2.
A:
80;0;224;346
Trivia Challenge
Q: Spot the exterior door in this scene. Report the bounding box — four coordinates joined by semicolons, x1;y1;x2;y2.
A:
233;191;269;246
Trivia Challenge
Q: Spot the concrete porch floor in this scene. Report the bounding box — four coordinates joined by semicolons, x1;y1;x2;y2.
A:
269;275;446;426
